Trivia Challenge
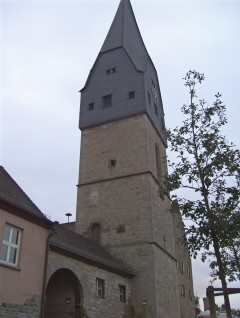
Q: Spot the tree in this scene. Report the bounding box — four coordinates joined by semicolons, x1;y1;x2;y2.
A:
232;308;240;316
194;294;202;317
208;237;240;283
165;70;240;318
220;304;240;316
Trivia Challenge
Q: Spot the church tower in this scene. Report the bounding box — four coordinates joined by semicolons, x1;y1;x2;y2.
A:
76;1;194;317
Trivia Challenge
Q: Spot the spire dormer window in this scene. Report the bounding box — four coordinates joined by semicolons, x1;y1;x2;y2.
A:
106;68;117;75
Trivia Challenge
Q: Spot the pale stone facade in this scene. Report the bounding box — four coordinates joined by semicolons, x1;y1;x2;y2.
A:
75;114;195;317
173;202;195;318
47;251;133;318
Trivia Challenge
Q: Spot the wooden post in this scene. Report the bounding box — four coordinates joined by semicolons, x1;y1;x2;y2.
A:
207;286;217;318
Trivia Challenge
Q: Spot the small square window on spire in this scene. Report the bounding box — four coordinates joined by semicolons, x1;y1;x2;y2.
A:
129;91;135;99
89;103;94;110
102;95;112;107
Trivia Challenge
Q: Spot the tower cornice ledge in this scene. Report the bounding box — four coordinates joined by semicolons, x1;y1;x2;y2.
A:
77;170;156;188
105;240;177;262
80;112;168;148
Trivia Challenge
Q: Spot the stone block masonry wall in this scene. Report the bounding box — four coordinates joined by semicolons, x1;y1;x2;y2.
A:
172;203;196;318
0;295;42;318
47;251;133;318
76;114;182;317
78;114;149;185
76;114;174;250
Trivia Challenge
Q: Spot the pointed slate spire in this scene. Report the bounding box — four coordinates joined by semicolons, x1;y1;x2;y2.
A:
100;0;149;71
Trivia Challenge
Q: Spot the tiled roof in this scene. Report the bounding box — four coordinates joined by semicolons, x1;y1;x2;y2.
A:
0;166;46;219
100;0;149;71
50;225;134;277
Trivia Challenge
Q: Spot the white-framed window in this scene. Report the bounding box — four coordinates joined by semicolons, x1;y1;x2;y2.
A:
119;284;126;303
0;225;21;267
96;278;105;298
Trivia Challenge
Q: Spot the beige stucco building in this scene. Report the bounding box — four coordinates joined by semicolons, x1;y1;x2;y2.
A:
0;166;52;317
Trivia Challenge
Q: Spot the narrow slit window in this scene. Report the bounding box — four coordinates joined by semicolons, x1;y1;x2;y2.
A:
155;143;164;199
148;92;151;104
112;67;116;73
92;223;101;243
181;284;185;296
106;69;111;75
155;105;158;116
103;95;112;107
129;91;135;99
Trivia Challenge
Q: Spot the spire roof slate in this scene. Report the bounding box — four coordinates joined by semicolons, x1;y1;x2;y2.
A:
100;0;149;71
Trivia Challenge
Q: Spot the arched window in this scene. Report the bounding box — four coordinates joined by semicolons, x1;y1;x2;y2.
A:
155;143;164;199
92;223;101;243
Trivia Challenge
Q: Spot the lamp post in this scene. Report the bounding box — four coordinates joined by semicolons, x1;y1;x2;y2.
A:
65;213;72;223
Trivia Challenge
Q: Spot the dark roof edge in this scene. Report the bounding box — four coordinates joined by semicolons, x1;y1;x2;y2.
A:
0;166;43;214
124;0;150;60
50;242;134;279
0;192;43;216
0;197;52;229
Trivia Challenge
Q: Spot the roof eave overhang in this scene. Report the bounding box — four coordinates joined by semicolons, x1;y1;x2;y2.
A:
0;198;53;229
49;243;134;279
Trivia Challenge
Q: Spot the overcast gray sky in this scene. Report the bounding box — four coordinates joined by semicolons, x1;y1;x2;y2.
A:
1;0;240;311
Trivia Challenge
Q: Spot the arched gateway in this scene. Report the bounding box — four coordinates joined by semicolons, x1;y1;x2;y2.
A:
44;268;83;318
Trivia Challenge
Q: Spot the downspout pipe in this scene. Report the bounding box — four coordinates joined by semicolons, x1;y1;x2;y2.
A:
41;221;59;318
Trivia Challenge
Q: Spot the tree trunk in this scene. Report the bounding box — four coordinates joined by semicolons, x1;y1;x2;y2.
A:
212;230;232;318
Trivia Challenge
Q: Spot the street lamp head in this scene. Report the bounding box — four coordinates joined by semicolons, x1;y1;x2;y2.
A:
65;213;72;223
